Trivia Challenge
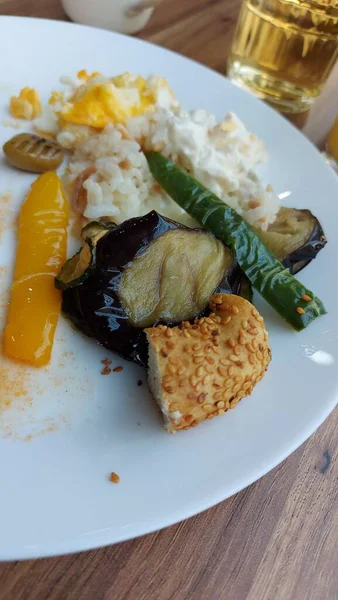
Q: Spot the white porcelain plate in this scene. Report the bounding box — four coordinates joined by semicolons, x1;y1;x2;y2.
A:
0;16;337;560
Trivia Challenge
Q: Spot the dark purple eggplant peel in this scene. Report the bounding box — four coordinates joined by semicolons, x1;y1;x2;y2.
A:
59;212;245;366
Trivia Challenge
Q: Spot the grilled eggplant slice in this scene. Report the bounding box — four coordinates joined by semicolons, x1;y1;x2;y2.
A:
56;220;116;290
258;207;327;274
60;211;243;365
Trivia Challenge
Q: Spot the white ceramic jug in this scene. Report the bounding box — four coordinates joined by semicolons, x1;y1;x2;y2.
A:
62;0;162;35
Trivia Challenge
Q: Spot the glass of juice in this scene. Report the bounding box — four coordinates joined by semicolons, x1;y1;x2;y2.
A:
227;0;338;113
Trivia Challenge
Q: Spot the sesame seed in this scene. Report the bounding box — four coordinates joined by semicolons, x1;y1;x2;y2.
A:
162;375;172;384
183;321;191;328
256;315;264;322
183;330;191;338
190;375;198;387
228;366;235;377
113;366;123;372
190;329;199;338
217;401;225;409
177;366;185;375
248;328;259;335
183;344;192;353
101;358;112;366
168;364;177;374
215;316;222;323
236;361;244;368
234;375;242;383
179;378;186;387
109;472;120;484
227;338;235;348
207;414;215;420
101;366;111;375
202;404;213;413
169;402;179;411
166;341;175;349
213;338;220;346
301;294;311;302
190;420;199;427
193;356;204;365
187;392;196;399
193;343;202;351
213;382;221;389
218;366;228;377
203;374;211;385
213;297;223;304
246;343;255;353
205;365;214;374
239;335;246;345
242;320;248;329
196;366;205;377
225;379;233;388
296;306;305;315
249;354;256;365
198;393;207;403
234;345;241;356
218;358;229;367
214;391;223;401
229;354;238;362
164;386;175;394
206;356;215;364
221;316;232;325
185;414;194;423
161;349;168;357
232;305;239;314
165;328;174;338
256;351;263;361
252;339;258;350
218;409;225;416
195;382;204;393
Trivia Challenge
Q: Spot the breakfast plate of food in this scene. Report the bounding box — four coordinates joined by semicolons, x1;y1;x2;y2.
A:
0;16;337;560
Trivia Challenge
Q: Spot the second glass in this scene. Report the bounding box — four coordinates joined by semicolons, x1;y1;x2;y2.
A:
227;0;338;113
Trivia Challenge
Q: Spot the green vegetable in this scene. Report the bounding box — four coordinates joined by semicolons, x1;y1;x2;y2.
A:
146;152;326;331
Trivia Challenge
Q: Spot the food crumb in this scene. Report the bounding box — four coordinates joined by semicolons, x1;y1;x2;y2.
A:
101;366;111;375
101;358;112;366
113;366;123;373
137;379;143;386
109;472;120;484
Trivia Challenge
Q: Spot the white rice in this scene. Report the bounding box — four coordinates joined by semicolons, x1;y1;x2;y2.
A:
44;74;280;231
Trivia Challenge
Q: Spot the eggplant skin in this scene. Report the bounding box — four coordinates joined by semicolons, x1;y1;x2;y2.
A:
61;211;244;366
258;207;327;275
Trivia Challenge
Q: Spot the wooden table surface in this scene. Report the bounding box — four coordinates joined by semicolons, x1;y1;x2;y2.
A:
0;1;337;599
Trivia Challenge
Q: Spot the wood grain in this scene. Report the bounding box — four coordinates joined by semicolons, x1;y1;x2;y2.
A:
0;1;337;599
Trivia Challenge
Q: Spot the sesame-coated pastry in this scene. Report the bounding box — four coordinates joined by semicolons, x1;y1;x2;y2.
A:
145;293;271;432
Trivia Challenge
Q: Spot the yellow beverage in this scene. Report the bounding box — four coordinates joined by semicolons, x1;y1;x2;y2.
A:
327;115;338;162
227;0;338;112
